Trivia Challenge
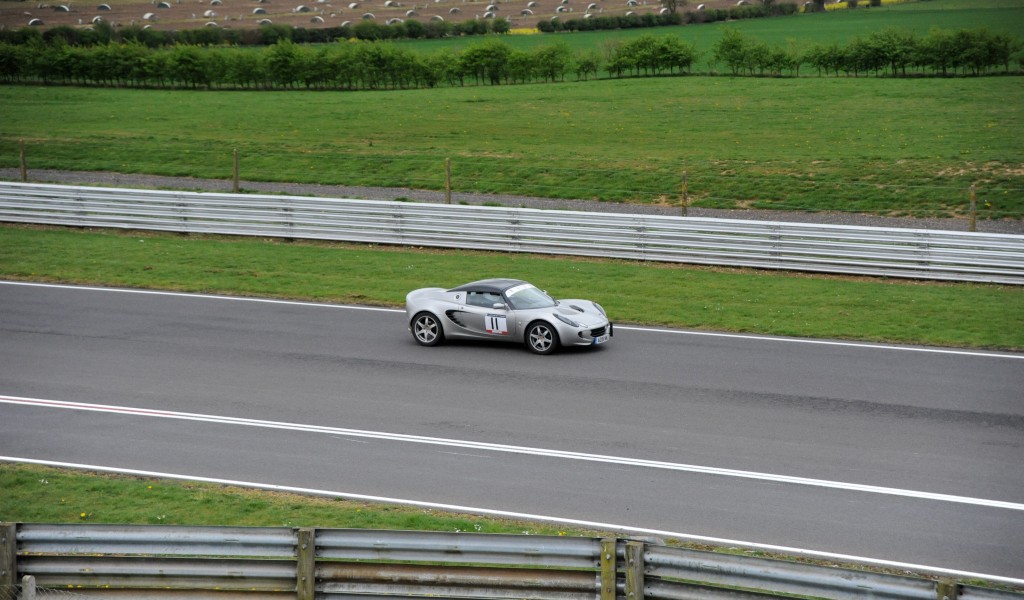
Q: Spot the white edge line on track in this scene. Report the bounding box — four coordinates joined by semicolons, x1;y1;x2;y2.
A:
3;394;1023;512
2;455;1022;587
3;280;1022;359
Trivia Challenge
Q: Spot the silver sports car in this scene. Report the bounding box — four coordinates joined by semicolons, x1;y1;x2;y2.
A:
405;278;613;355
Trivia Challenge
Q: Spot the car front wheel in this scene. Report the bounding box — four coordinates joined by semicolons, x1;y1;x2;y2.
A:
412;312;444;346
525;321;558;355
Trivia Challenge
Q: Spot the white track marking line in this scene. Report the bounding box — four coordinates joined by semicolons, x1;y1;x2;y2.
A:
3;394;1022;512
0;280;403;313
2;456;1022;586
613;325;1024;359
3;280;1021;360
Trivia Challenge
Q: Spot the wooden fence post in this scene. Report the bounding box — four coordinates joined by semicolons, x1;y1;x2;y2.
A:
936;579;959;600
233;148;240;194
297;527;316;600
445;158;452;205
681;172;688;217
600;538;617;600
624;541;644;600
968;185;977;232
19;140;27;183
0;523;16;588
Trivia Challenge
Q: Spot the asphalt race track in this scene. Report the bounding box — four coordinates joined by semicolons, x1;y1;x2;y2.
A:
1;281;1022;579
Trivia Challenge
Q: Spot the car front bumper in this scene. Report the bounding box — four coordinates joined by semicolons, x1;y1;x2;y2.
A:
565;321;613;347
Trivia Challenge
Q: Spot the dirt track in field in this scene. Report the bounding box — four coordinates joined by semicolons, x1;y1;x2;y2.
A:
1;0;740;31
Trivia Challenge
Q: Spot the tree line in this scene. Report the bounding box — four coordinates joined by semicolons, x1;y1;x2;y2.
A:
714;27;1021;77
0;35;693;88
0;27;1018;90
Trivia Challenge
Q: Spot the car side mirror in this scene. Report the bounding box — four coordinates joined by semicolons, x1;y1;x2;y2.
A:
493;303;507;310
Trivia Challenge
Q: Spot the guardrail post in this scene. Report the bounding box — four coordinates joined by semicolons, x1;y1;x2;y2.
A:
624;541;644;600
936;579;958;600
600;538;617;600
175;202;187;234
283;198;294;240
1;523;15;588
297;527;316;600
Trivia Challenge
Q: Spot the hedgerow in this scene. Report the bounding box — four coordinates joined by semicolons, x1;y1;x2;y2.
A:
0;27;1018;89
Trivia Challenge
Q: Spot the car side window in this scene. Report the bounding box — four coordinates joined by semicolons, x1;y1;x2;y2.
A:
467;291;501;308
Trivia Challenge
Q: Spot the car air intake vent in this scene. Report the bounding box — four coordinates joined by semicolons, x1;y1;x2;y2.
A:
589;326;607;337
569;304;585;312
445;310;466;327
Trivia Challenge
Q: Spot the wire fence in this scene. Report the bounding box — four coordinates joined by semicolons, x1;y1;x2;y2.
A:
7;140;1022;221
0;581;104;600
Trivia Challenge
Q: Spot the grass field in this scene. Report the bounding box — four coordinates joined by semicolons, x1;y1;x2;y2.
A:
3;224;1022;349
2;75;1021;217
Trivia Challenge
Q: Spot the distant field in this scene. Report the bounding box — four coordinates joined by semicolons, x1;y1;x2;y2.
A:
402;0;1024;53
2;75;1021;217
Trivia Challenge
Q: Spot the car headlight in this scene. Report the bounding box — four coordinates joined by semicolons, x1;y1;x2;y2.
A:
592;302;606;316
554;313;582;328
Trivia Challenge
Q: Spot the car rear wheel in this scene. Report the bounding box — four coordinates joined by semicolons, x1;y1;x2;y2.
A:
525;321;558;355
412;312;444;346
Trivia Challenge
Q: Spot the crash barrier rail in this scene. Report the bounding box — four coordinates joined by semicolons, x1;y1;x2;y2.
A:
1;182;1022;285
2;523;1022;600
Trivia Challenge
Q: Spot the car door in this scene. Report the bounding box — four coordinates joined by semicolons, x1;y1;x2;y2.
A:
460;290;513;338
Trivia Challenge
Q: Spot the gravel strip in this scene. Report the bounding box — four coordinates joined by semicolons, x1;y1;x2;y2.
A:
3;169;1021;234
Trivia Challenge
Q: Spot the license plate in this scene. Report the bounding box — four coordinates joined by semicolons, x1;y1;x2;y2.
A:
593;334;610;345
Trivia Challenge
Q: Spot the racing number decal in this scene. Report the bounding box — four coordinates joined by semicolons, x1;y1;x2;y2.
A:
486;314;509;335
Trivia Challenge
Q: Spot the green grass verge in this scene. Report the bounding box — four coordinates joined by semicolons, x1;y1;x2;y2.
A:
3;224;1022;349
2;75;1021;217
0;463;584;534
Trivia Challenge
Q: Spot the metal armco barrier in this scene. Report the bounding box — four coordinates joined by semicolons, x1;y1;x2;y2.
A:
0;182;1022;285
1;524;1022;600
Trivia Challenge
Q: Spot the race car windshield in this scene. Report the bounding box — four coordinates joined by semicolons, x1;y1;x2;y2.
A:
505;284;556;310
